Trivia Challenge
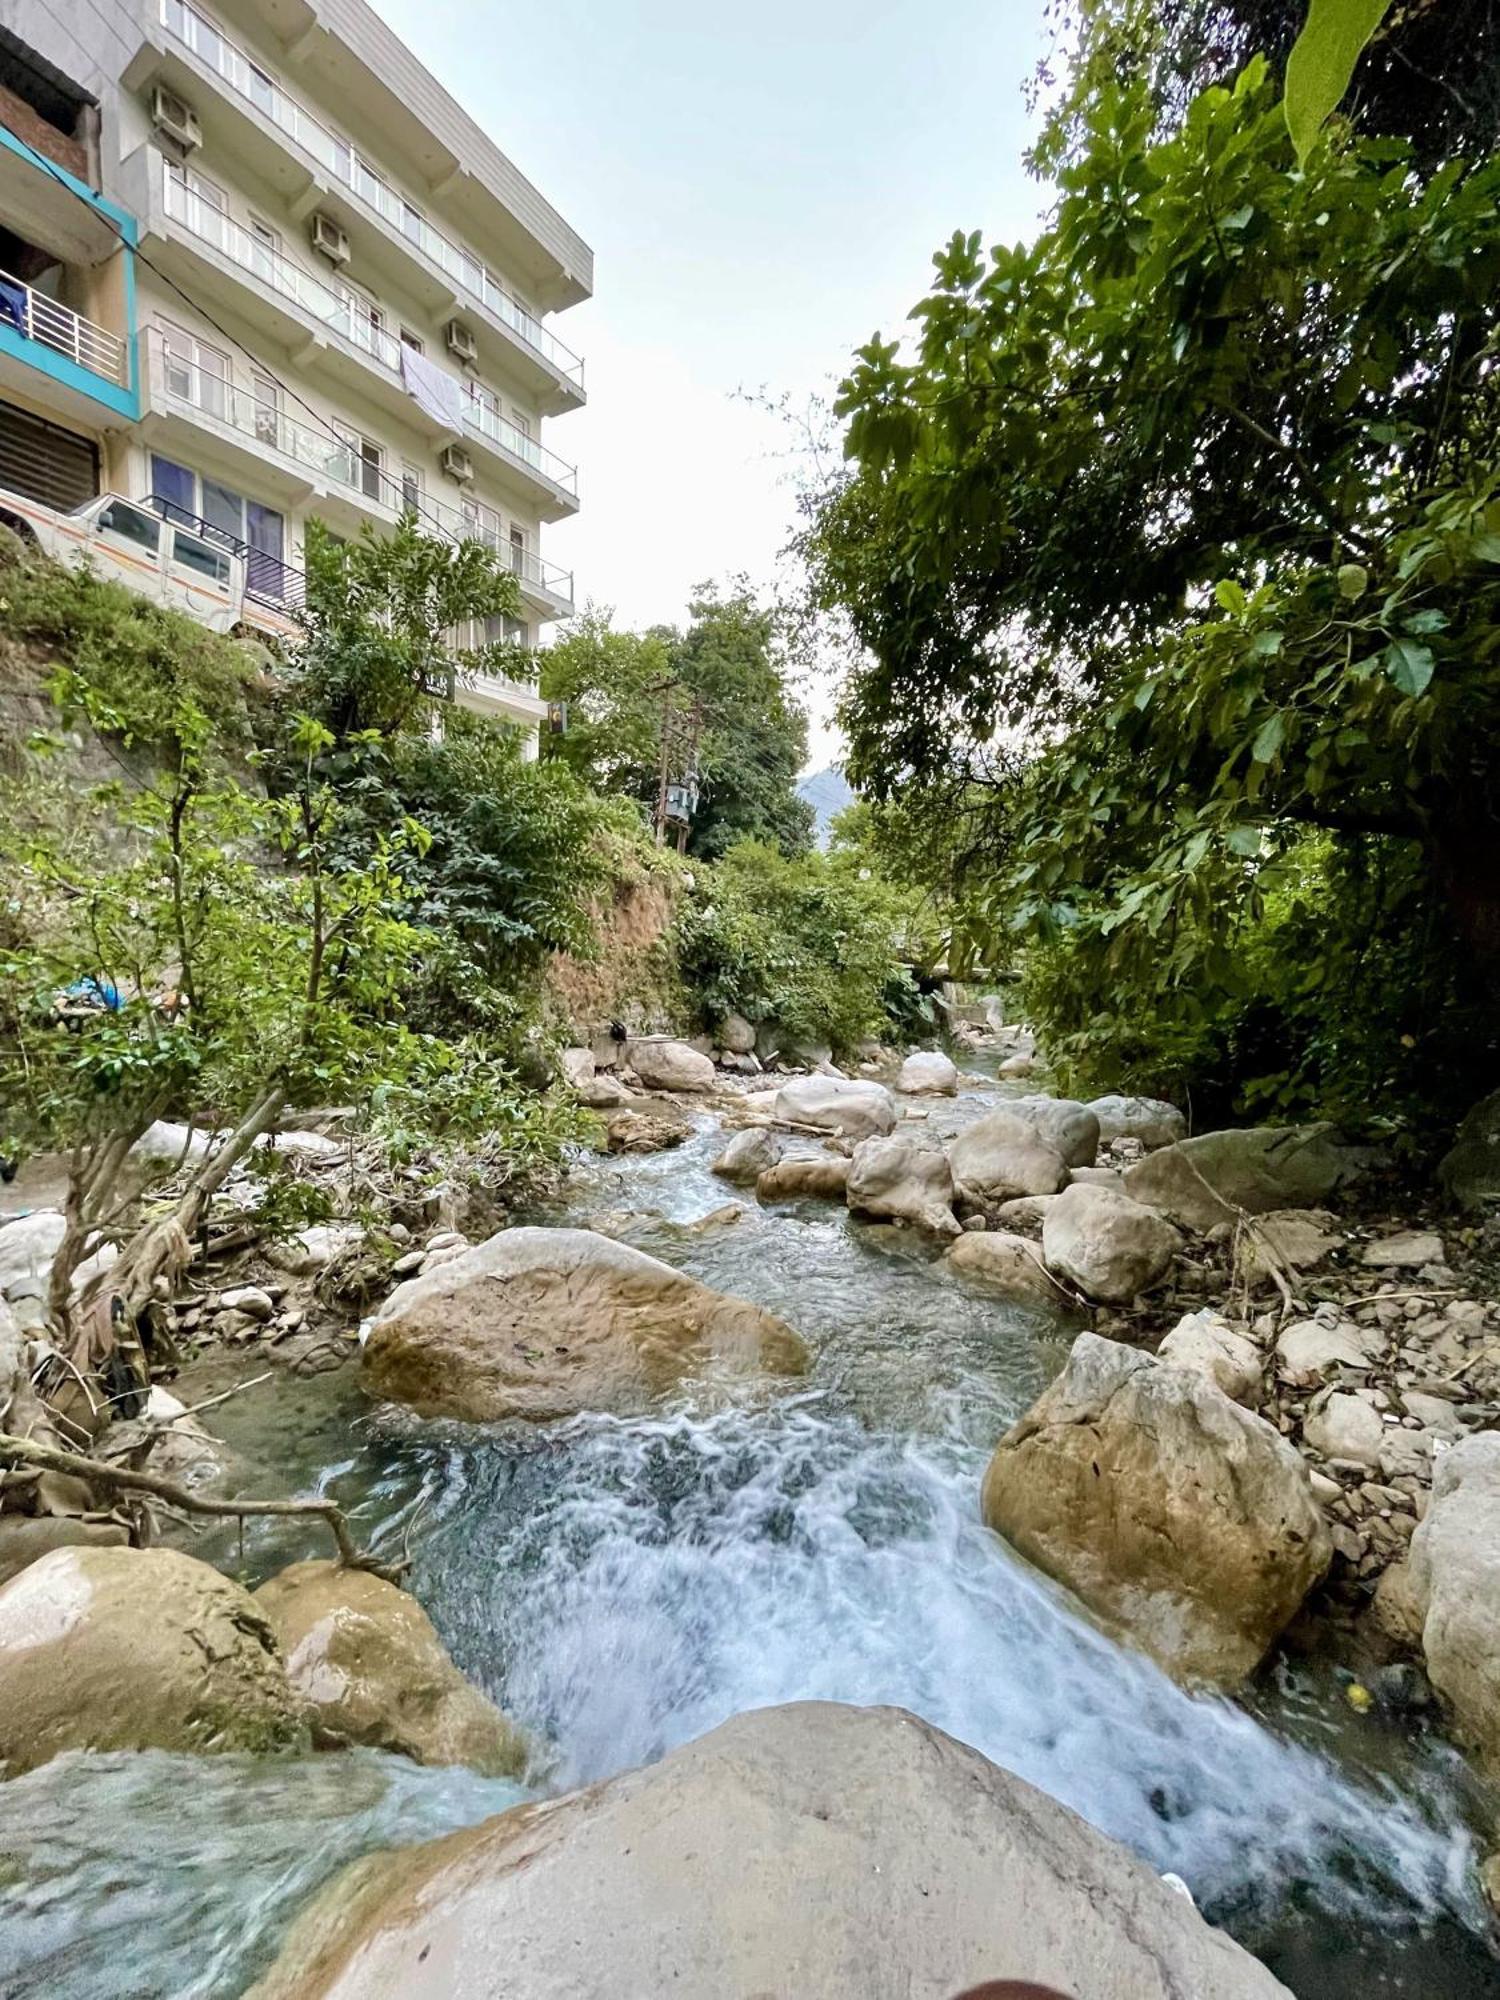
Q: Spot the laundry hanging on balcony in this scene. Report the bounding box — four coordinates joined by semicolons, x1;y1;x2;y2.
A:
400;345;465;433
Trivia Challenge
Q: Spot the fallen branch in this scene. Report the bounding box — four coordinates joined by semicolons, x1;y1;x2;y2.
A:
0;1431;403;1582
1339;1287;1461;1309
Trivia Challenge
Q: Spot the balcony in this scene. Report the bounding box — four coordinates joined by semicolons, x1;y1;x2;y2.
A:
149;0;585;410
429;495;574;619
155;165;578;519
0;264;138;425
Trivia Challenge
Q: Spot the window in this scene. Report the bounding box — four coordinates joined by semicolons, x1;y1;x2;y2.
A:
248;216;279;282
400;461;423;514
508;523;527;575
247;60;275;116
502;615;529;646
158;322;229;418
250;369;279;448
510;410;532;438
399;328;423;354
171;528;231;584
150;453;196;525
338;285;386;362
401;199;424;245
96;500;160;554
334;424;384;501
460;496;499;550
146;458;287;600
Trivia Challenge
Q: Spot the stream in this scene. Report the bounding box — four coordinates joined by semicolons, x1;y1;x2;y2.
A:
2;1073;1498;1997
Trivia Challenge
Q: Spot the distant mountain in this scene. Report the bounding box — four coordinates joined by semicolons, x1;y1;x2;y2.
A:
797;765;854;848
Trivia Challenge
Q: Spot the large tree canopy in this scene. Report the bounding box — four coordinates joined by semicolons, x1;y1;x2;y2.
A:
809;43;1500;1131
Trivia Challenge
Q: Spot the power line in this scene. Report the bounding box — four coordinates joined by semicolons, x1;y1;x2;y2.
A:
0;110;494;553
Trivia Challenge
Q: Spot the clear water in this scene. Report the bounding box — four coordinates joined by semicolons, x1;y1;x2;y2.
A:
2;1097;1498;1998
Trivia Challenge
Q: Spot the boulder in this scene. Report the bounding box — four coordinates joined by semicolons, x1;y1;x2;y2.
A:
894;1050;959;1096
267;1224;364;1277
1157;1309;1263;1405
944;1230;1060;1306
712;1126;782;1185
1361;1230;1446;1269
1041;1183;1180;1304
363;1227;808;1423
0;1515;130;1587
251;1702;1290;2000
1275;1316;1381;1386
1407;1433;1500;1776
982;1333;1331;1686
998;1052;1035;1078
1088;1095;1188;1151
1302;1391;1384;1468
947;1110;1070;1205
0;1211;66;1298
755;1157;851;1202
254;1561;525;1776
773;1075;896;1141
604;1107;692;1154
718;1011;758;1055
1123;1124;1364;1233
559;1046;595;1089
1069;1166;1126;1193
1438;1088;1500;1210
1235;1208;1341;1283
577;1073;630;1110
1008;1095;1101;1169
845;1136;960;1237
625;1039;716;1094
994;1192;1063;1231
0;1546;302;1776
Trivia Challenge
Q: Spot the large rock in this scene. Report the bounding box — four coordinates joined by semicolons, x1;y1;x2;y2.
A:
1439;1088;1500;1211
711;1126;782;1184
1088;1095;1188;1151
0;1546;302;1776
1008;1095;1101;1168
1041;1182;1180;1304
254;1561;525;1776
845;1135;960;1237
894;1049;958;1096
755;1157;851;1202
1275;1314;1381;1386
251;1702;1289;2000
773;1075;896;1140
982;1334;1332;1686
1236;1208;1341;1283
1123;1124;1363;1233
1407;1434;1500;1776
944;1230;1061;1306
1302;1391;1384;1468
363;1227;808;1423
717;1011;758;1055
604;1107;691;1154
947;1109;1070;1205
558;1046;595;1089
1157;1309;1263;1405
626;1038;716;1094
0;1210;66;1297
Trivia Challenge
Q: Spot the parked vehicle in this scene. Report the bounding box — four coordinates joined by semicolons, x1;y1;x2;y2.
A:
0;485;301;643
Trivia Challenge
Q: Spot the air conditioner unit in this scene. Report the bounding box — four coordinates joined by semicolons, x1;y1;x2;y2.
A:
308;213;351;265
151;85;202;151
440;443;474;484
445;319;478;364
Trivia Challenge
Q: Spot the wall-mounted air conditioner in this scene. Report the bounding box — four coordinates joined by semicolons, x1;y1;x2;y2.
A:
441;443;474;483
308;213;351;265
445;320;478;364
151;85;202;151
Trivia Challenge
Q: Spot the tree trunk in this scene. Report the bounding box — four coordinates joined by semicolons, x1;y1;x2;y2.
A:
1429;815;1500;991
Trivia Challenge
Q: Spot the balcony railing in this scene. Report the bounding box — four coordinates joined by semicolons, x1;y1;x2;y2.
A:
147;492;306;608
428;496;573;605
162;166;577;501
163;168;401;370
159;0;584;392
0;266;128;385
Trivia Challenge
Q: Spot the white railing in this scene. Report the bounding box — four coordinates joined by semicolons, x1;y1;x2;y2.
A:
0;266;128;385
460;387;577;498
159;0;585;392
163;169;400;370
428;497;574;604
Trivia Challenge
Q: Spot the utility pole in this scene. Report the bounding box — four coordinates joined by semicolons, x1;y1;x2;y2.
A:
649;679;706;850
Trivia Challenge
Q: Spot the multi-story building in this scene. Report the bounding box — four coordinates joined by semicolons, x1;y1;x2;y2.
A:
0;0;592;738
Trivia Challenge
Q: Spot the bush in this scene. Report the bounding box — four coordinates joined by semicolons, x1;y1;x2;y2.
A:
675;839;923;1053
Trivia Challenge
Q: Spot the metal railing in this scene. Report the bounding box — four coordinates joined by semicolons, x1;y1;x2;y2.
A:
427;496;574;604
0;265;128;385
146;492;306;608
162;166;577;501
159;0;585;391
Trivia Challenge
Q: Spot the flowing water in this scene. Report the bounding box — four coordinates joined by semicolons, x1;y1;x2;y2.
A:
2;1089;1498;1997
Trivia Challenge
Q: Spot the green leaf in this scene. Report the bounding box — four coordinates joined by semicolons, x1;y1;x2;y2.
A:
1252;712;1286;763
1471;533;1500;564
1227;823;1263;856
1336;563;1369;600
1214;579;1247;615
1383;636;1434;697
1284;0;1394;165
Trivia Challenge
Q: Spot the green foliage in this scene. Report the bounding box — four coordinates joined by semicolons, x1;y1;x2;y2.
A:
0;544;261;762
541;584;814;859
366;1035;593;1194
674;840;924;1054
292;516;523;739
1283;0;1393;162
810;44;1500;1140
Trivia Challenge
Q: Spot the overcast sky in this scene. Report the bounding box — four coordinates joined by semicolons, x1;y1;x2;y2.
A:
371;0;1054;762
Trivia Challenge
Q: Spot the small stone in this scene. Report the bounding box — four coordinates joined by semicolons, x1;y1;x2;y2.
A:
215;1309;259;1344
1402;1391;1465;1436
425;1231;467;1253
1309;1470;1342;1504
392;1250;425;1277
1303;1393;1385;1468
1361;1230;1445;1269
218;1286;275;1322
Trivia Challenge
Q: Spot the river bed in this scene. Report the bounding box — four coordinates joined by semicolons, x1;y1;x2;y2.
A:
2;1087;1497;1997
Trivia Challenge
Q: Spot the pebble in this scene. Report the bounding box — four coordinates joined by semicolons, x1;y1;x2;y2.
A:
218;1286;274;1322
391;1250;425;1277
425;1230;467;1253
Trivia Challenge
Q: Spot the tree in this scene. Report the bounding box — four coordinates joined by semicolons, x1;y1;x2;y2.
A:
808;47;1500;1130
541;585;815;859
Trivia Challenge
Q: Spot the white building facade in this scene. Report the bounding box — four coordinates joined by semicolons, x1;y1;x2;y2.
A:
2;0;592;736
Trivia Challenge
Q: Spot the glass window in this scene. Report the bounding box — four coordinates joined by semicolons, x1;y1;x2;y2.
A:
96;501;160;553
150;454;196;526
358;438;383;500
172;529;231;583
400;462;423;514
202;477;244;542
250;370;279;448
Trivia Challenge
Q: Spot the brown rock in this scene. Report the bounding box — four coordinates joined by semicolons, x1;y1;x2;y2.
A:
756;1157;851;1202
944;1231;1062;1306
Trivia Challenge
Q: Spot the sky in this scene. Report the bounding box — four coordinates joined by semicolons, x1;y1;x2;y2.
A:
371;0;1055;763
